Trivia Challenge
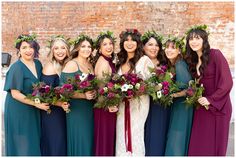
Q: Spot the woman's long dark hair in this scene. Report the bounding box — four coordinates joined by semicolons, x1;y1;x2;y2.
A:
92;35;115;66
142;35;167;66
116;30;144;73
15;34;40;58
64;37;93;67
185;29;210;78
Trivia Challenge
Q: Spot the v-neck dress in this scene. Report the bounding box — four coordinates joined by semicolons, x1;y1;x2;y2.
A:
4;59;42;156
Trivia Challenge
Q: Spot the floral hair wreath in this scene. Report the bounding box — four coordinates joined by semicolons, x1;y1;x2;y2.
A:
119;29;141;38
163;35;186;53
94;30;116;49
14;33;37;47
185;24;210;35
69;34;93;47
141;30;163;43
46;34;70;48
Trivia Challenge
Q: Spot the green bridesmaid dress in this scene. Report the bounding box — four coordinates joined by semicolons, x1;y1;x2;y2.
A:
4;59;42;156
60;62;94;156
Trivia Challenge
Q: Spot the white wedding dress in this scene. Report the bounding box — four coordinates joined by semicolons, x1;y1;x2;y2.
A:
115;55;154;156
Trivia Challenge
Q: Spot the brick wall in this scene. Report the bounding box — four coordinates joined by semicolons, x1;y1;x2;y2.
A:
2;1;234;68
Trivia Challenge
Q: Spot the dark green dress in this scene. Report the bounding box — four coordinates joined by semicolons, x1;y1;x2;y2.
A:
165;59;193;156
4;59;42;156
60;63;94;156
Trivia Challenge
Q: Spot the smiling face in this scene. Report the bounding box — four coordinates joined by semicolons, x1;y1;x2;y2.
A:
52;40;69;62
78;40;92;59
164;42;180;62
124;35;137;53
188;33;203;52
19;41;34;61
100;37;114;57
144;37;160;60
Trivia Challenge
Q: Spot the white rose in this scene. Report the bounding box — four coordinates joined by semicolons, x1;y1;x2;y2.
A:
157;91;162;99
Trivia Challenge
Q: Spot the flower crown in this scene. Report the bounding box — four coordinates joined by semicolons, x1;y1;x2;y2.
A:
94;31;116;49
69;34;93;47
46;35;70;48
163;35;186;53
141;30;163;43
119;29;141;38
185;24;209;35
14;33;37;47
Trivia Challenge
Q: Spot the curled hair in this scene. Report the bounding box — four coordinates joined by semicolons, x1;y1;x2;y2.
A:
15;34;40;58
185;29;210;78
142;35;167;66
64;36;93;67
116;29;144;73
92;34;115;66
48;38;70;76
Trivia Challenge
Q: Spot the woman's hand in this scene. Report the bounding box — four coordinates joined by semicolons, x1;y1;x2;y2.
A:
198;97;210;110
35;102;50;111
85;90;97;100
108;105;119;113
60;102;71;113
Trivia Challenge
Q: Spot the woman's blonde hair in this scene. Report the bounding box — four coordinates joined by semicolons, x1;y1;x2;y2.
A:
47;38;70;76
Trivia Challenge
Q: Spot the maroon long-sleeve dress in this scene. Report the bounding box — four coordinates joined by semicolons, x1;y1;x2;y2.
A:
188;49;233;156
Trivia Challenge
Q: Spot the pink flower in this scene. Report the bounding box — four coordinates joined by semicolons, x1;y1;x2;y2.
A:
127;90;134;97
139;85;146;93
162;88;169;95
98;88;105;95
79;81;91;89
162;81;169;87
75;74;81;81
45;85;50;93
32;90;38;96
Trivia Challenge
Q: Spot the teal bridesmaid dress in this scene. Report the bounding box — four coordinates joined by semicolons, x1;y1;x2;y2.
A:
165;59;193;156
60;65;94;156
4;59;42;156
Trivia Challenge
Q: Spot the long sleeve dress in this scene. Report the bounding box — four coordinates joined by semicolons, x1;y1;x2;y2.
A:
188;49;233;156
4;59;42;156
40;74;67;156
60;60;94;156
116;55;154;156
165;59;193;156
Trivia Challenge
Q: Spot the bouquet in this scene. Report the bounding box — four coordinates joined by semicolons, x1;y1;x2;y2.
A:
74;73;99;93
146;65;179;107
94;74;123;108
185;79;205;108
26;82;56;114
54;83;74;113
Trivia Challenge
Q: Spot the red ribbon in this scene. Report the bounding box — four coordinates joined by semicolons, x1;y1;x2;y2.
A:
124;99;132;153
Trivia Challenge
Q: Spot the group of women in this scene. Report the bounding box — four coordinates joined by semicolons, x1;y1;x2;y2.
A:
4;25;233;156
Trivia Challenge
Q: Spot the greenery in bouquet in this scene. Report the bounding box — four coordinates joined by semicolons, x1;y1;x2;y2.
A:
74;73;99;93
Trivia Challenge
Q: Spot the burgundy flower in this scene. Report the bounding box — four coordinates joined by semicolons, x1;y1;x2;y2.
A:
186;88;195;97
45;85;50;93
161;65;168;72
127;90;134;97
79;81;91;89
162;88;169;95
107;92;115;99
32;90;38;96
75;74;81;81
62;84;73;90
87;74;95;81
98;88;105;95
162;81;169;87
107;82;114;89
139;85;146;93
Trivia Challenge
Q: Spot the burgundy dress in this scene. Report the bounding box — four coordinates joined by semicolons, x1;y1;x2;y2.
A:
94;54;117;156
188;49;233;156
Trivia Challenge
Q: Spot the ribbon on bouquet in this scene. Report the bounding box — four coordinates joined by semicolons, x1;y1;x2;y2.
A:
124;98;132;153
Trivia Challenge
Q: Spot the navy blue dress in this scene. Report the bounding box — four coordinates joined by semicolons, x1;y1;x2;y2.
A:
144;98;171;156
40;74;67;156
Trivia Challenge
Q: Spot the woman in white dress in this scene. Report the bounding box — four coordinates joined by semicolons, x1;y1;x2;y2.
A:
115;29;154;156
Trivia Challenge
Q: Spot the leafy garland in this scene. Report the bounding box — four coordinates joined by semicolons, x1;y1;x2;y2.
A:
94;30;116;49
46;34;70;48
69;34;93;47
163;35;186;53
119;28;141;38
14;33;37;47
185;24;209;35
141;30;163;43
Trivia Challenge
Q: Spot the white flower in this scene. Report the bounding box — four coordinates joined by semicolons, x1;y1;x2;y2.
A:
34;98;41;104
169;72;173;78
157;91;162;99
158;83;163;89
128;84;133;89
200;84;204;87
188;80;194;86
80;73;88;81
151;72;156;76
121;84;129;92
135;83;141;90
103;87;108;93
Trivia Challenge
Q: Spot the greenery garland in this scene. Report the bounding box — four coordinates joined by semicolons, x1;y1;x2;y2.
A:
141;30;163;43
94;30;116;49
69;34;93;47
14;33;37;47
185;24;209;35
46;34;70;48
163;35;186;53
